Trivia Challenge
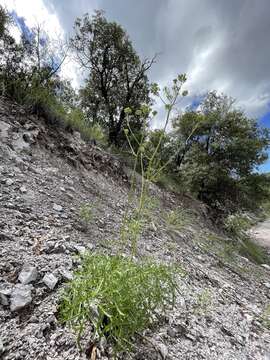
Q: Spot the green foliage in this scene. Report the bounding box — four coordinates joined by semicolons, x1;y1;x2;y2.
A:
224;213;252;238
72;10;153;146
238;237;269;265
66;108;105;143
79;203;94;224
260;304;270;330
60;254;180;352
172;91;270;212
194;289;213;315
165;207;192;230
0;5;10;39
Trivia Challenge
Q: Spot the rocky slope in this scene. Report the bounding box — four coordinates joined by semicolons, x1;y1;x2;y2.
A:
0;97;269;360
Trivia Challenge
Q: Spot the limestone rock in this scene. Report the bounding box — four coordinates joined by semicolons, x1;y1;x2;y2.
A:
18;264;38;285
10;284;32;311
43;273;58;290
53;203;63;212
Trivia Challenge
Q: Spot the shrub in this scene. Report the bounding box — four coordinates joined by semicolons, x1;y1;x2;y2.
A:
238;237;269;265
260;304;270;330
165;207;192;230
59;254;181;352
224;213;269;264
79;203;94;224
66;108;105;143
223;213;252;238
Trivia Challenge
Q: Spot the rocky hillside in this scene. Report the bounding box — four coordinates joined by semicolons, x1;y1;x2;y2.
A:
0;97;269;360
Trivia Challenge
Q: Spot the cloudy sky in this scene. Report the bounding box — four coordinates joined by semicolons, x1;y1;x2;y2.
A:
1;0;270;170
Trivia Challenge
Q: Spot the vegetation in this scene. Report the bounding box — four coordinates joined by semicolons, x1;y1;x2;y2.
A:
60;254;181;352
71;10;153;146
1;4;270;355
260;304;270;330
1;4;269;213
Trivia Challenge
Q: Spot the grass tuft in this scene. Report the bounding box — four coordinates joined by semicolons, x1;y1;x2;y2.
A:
59;253;181;352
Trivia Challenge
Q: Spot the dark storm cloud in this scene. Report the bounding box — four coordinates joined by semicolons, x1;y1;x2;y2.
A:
44;0;270;116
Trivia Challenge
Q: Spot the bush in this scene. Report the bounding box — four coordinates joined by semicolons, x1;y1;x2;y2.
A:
79;203;93;224
224;213;252;238
238;237;269;265
224;213;269;264
165;207;192;230
66;108;105;143
59;254;180;352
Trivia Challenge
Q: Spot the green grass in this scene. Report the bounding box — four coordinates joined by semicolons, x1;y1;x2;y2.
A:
260;304;270;330
59;253;181;352
79;203;94;224
238;237;270;265
165;207;193;230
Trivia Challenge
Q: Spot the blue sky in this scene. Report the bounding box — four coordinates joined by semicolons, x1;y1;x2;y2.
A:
259;111;270;173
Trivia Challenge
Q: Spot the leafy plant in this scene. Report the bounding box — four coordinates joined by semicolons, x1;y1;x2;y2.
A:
238;237;269;265
260;304;270;330
79;203;94;224
224;213;252;238
66;108;105;143
165;207;192;230
60;254;181;352
194;289;212;315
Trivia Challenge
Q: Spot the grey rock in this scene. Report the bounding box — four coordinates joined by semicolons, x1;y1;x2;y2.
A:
167;327;177;338
0;338;4;354
10;284;32;311
19;185;27;193
73;244;86;254
43;273;58;290
6;179;14;186
59;269;73;281
18;264;38;284
158;343;168;359
53;203;63;212
0;288;12;306
262;264;270;270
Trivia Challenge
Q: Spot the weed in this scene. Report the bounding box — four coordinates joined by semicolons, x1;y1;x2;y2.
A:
59;254;181;352
66;109;105;143
79;203;94;225
260;304;270;330
60;74;190;356
238;237;269;265
224;213;252;238
194;289;212;315
165;207;191;230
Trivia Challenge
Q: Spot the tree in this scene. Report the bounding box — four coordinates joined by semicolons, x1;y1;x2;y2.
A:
0;14;68;113
172;91;270;211
71;10;154;146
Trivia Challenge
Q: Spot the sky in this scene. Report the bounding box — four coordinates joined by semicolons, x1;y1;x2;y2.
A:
1;0;270;171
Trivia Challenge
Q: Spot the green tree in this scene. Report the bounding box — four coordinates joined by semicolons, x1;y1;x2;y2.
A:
173;91;270;211
71;10;154;146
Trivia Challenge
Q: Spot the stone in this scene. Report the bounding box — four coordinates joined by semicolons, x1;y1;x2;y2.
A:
73;244;86;254
10;284;32;311
261;264;270;270
53;203;63;212
0;338;4;354
6;179;14;186
43;273;58;290
263;282;270;289
0;288;12;306
158;343;168;359
19;186;27;193
59;269;73;281
167;327;177;338
18;264;38;284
